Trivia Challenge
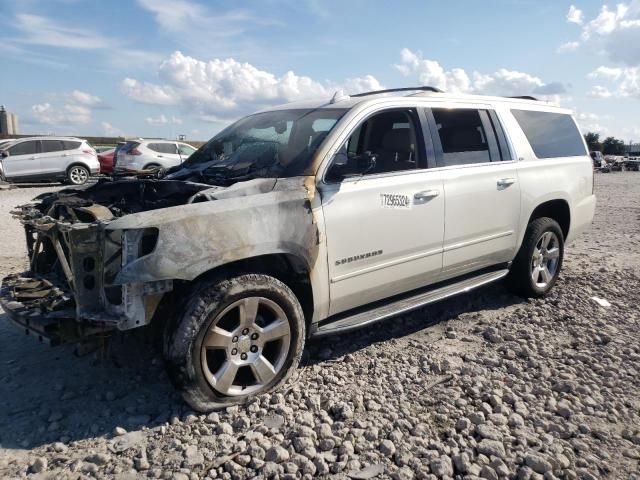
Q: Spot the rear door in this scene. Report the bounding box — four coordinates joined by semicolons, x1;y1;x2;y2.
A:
2;140;41;179
319;107;446;316
38;139;67;176
425;105;521;279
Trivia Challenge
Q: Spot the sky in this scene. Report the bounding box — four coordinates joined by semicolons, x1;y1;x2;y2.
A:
1;0;639;142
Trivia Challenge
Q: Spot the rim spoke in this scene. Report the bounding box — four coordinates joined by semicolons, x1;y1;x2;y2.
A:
251;355;277;384
541;232;552;249
259;319;290;343
214;361;239;394
203;326;232;349
238;297;260;327
545;247;560;260
540;266;552;284
531;266;540;283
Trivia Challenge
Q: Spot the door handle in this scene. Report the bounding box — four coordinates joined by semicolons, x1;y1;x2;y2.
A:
414;189;440;201
497;178;516;188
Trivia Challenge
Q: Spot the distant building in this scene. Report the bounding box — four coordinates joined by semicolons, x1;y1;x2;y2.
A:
626;142;640;156
0;105;19;135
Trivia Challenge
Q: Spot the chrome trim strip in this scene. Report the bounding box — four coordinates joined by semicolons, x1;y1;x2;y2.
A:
443;231;514;253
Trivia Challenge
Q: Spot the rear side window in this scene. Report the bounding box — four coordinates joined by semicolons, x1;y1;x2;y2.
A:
430;108;506;167
62;140;81;150
40;140;64;153
9;141;37;156
148;142;177;154
511;110;586;158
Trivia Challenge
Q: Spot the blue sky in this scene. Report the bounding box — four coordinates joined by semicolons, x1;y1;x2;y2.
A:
1;0;639;141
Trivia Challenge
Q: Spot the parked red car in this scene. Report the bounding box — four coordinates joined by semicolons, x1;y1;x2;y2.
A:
97;148;115;174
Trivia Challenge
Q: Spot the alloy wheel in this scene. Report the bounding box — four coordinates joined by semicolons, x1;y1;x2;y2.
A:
69;166;89;185
531;231;560;288
200;297;291;396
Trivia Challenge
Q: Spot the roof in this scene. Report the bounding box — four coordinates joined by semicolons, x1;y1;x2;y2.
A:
10;136;85;142
259;87;570;114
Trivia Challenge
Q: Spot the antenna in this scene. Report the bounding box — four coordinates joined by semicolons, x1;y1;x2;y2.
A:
330;90;350;104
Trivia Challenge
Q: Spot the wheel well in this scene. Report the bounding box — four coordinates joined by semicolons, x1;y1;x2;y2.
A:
172;254;314;326
528;200;570;239
143;163;161;169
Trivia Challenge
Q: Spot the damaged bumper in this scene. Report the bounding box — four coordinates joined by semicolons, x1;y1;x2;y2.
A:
2;193;173;344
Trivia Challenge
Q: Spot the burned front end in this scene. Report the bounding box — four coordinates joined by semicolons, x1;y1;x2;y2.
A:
0;179;209;345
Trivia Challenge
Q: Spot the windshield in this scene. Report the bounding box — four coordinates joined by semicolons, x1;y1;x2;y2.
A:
170;108;347;184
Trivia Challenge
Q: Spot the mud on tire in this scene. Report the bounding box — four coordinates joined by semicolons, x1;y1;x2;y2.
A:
163;274;306;412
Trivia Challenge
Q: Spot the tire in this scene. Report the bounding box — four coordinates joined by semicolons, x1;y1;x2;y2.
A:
164;274;305;412
507;217;564;298
143;163;161;170
66;165;90;185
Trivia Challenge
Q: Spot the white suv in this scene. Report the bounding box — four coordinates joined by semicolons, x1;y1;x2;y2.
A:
2;87;596;411
115;139;197;171
0;137;98;185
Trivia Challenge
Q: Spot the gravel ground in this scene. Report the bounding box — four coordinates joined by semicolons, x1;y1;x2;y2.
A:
0;174;639;480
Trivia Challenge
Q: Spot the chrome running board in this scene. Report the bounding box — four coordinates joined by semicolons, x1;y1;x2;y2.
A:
312;268;509;337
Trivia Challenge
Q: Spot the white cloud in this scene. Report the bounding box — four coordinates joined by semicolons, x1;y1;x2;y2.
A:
564;1;640;66
145;114;183;126
121;78;177;105
576;112;609;135
567;5;584;24
395;48;566;101
588;85;613;98
70;90;102;107
31;102;91;126
122;51;383;118
30;89;105;126
587;65;640;98
15;14;116;50
101;122;121;136
557;41;580;53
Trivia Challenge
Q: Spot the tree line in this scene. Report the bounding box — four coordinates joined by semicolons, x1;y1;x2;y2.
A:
584;132;627;155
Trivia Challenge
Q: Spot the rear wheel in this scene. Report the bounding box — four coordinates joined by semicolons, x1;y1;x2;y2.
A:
66;165;90;185
507;217;564;298
164;274;305;411
143;163;161;170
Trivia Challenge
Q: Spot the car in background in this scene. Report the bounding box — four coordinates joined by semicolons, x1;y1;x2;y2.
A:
97;148;116;174
116;140;197;171
590;151;603;168
624;156;640;171
95;146;115;154
0;137;99;185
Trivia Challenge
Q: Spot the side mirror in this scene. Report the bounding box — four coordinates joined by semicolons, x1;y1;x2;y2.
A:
326;151;376;181
1;150;8;158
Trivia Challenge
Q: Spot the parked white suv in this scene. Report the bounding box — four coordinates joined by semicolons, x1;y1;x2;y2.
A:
115;139;197;171
0;137;98;185
2;87;596;411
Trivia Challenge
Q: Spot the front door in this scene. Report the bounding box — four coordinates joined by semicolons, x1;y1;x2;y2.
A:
39;139;66;176
425;106;521;278
2;140;41;180
319;108;445;316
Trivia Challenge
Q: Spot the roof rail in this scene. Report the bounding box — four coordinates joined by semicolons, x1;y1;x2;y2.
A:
507;95;538;101
351;86;444;97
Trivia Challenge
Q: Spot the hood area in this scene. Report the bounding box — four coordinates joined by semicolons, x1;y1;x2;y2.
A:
15;177;279;225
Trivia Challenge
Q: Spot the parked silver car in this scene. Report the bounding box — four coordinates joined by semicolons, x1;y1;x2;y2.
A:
0;137;99;185
116;139;197;171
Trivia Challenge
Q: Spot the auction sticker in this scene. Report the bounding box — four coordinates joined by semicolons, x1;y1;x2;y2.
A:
380;193;412;209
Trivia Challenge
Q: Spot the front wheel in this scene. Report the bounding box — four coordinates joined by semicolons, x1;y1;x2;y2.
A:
164;274;305;411
507;217;564;298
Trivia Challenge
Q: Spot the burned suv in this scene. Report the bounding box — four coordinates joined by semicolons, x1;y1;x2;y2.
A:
1;87;596;411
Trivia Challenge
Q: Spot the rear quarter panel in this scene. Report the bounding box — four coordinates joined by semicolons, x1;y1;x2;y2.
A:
497;104;595;247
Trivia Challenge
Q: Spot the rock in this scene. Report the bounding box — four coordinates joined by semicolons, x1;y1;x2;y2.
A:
430;455;453;477
476;424;502;441
379;440;396;457
113;426;127;436
85;452;111;466
477;439;506;459
265;445;290;463
30;457;47;473
480;465;499;480
348;464;385;479
525;454;552;474
183;446;204;467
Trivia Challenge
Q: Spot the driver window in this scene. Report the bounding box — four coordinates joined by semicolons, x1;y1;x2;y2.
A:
330;109;422;180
